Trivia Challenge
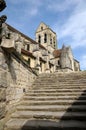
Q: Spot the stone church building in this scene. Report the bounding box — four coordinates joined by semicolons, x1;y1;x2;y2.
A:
0;21;81;124
1;22;80;73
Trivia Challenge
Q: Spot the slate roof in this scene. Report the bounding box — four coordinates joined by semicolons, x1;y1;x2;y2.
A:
6;23;46;50
21;49;36;59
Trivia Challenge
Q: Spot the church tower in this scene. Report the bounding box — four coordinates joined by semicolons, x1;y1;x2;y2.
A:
35;22;57;53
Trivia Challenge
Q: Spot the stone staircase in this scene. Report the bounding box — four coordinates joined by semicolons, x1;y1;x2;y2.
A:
5;71;86;130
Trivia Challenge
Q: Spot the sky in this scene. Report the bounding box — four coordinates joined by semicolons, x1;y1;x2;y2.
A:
1;0;86;70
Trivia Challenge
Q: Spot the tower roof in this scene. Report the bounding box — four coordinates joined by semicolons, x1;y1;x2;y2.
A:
53;49;62;58
36;22;56;34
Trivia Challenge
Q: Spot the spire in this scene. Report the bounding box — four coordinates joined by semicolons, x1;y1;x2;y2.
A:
62;44;66;49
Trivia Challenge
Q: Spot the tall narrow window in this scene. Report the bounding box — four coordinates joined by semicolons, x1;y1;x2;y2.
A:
58;60;60;65
53;37;56;48
44;33;47;43
38;35;41;44
50;38;52;44
40;62;42;71
27;44;30;51
53;37;55;43
28;58;30;66
50;34;52;44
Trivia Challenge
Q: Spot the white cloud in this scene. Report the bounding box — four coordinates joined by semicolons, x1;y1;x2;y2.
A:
7;0;43;17
29;8;38;16
53;0;86;49
47;0;80;12
8;0;42;5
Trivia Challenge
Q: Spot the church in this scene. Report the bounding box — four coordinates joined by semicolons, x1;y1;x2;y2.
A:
1;22;80;73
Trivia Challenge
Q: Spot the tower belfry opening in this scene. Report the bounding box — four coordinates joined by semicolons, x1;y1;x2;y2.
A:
35;22;57;52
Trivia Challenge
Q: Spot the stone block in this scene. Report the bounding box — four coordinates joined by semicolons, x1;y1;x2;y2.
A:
1;39;15;53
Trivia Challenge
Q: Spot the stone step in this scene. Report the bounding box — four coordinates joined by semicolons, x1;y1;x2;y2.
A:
21;100;86;106
23;95;86;100
32;86;86;89
11;111;86;121
33;88;86;91
34;77;83;79
38;75;84;78
36;77;86;80
33;82;86;84
5;72;86;130
28;89;85;93
17;105;86;112
26;92;85;96
36;75;86;78
5;119;86;130
33;84;86;87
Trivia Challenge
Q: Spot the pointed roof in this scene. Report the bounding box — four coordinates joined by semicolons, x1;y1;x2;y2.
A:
36;22;56;34
36;22;49;33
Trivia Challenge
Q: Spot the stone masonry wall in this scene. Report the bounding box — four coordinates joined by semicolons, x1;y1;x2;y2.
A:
0;48;7;120
0;49;37;119
0;69;7;119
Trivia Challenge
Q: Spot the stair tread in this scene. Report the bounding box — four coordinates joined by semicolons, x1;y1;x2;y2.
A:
28;89;85;92
26;92;85;94
23;95;86;99
12;110;86;117
21;99;86;103
26;92;86;95
6;119;86;128
17;105;86;112
17;105;86;109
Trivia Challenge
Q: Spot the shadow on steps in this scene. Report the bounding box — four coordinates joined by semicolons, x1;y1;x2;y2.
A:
21;90;86;130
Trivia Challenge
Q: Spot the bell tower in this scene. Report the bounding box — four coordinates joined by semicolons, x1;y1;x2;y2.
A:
35;22;57;53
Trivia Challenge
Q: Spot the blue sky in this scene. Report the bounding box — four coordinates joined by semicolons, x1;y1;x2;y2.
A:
1;0;86;70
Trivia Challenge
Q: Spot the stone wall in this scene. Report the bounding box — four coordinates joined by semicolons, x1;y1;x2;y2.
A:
0;49;37;119
0;69;7;119
0;48;7;119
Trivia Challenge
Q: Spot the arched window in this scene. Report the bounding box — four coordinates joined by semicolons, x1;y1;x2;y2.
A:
38;35;41;43
44;33;47;43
